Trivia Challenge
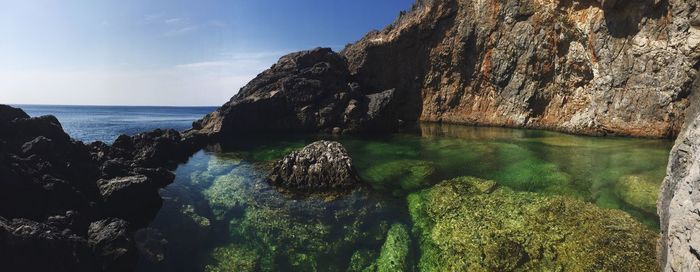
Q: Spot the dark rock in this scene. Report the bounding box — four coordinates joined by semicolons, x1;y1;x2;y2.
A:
21;136;53;155
88;218;137;272
0;104;207;270
192;48;401;138
100;159;130;179
268;140;360;190
97;175;162;227
0;217;96;272
133;228;168;264
131;167;175;188
12;115;71;143
0;104;29;123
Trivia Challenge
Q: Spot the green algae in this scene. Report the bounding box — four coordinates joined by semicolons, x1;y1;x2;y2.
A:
346;224;412;272
247;142;306;161
615;173;661;214
204;244;260;272
202;169;251;220
145;124;673;271
347;249;379;272
375;223;412;272
180;204;211;227
407;176;659;272
362;160;437;195
491;143;573;195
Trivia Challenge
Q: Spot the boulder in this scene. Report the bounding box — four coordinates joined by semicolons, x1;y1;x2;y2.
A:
268;141;360;190
97;175;162;227
88;218;137;272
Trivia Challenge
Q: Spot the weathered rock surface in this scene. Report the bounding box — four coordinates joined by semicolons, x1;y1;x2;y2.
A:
0;105;207;271
658;74;700;270
342;0;700;138
97;176;163;227
268;140;360;190
0;217;96;271
192;48;401;138
88;218;137;272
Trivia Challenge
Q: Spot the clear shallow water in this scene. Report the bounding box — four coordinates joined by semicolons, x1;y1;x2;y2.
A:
18;104;216;143
138;124;672;272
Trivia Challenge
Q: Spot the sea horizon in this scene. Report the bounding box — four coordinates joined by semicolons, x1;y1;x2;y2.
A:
18;104;217;143
10;103;219;108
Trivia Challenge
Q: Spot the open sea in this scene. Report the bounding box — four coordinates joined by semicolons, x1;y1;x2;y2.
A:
16;105;217;143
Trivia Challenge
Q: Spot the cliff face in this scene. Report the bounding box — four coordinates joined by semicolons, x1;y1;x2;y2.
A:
196;0;698;138
658;73;700;270
342;0;700;137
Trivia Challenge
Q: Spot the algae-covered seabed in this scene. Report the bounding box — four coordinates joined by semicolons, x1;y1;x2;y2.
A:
136;124;672;272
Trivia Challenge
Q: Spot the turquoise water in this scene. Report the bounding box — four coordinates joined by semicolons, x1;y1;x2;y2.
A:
138;123;672;271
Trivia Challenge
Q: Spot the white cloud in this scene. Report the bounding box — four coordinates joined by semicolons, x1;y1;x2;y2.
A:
164;18;184;25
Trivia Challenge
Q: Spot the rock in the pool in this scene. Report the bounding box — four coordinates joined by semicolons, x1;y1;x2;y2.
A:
268;140;360;190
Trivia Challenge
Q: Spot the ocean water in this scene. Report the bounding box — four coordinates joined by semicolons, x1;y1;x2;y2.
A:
138;123;673;271
17;105;217;143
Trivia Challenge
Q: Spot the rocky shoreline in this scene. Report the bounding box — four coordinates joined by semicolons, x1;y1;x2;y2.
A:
0;105;209;271
1;0;699;270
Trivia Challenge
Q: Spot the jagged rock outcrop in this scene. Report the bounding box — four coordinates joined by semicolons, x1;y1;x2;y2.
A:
658;73;700;270
0;105;207;271
192;48;401;138
268;140;360;190
341;0;700;137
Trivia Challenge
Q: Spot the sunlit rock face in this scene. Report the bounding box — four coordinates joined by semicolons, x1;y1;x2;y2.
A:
658;74;700;271
341;0;700;138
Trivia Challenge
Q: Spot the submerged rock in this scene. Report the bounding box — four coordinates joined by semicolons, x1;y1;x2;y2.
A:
374;223;412;272
615;174;659;214
194;156;392;272
363;159;436;194
268;141;360;191
408;176;658;271
204;244;260;272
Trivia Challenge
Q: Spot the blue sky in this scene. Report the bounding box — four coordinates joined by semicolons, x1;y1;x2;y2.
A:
0;0;414;106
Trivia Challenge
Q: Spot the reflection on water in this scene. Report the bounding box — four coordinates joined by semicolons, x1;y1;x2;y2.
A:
136;123;672;271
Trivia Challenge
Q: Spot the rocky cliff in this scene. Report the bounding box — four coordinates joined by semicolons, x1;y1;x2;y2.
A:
658;73;700;270
342;0;700;137
195;0;699;138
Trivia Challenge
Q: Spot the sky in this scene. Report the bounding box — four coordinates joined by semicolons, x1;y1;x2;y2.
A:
0;0;415;106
